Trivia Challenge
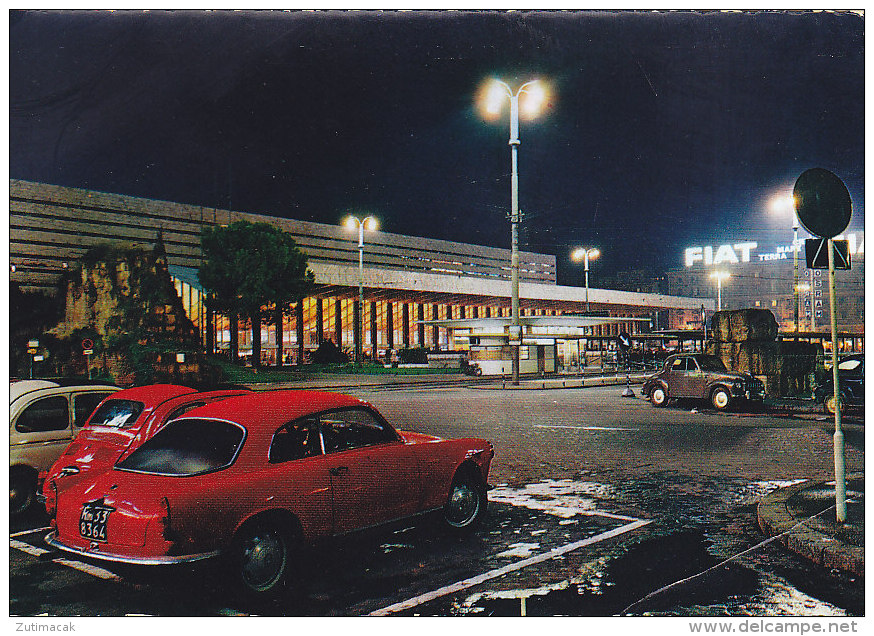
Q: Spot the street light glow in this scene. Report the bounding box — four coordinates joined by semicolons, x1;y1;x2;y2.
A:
571;247;599;262
478;79;511;119
769;192;800;229
518;80;549;120
345;215;378;232
477;78;549;121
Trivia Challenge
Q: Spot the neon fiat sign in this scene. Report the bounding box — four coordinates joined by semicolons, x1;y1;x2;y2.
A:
685;232;863;267
684;242;757;267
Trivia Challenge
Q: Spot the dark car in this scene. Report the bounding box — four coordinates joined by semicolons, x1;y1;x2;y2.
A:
814;354;864;415
641;353;766;411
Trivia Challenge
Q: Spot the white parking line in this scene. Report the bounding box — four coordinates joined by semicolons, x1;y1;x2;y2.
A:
368;518;652;616
51;557;121;581
10;538;121;581
9;538;49;557
533;424;638;431
10;527;51;538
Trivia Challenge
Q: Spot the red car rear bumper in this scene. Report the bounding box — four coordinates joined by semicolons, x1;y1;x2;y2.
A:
44;532;220;566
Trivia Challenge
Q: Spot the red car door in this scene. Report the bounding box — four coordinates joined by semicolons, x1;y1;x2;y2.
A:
319;408;421;534
261;417;333;539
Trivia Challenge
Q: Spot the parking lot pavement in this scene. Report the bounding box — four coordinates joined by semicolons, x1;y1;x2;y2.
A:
9;482;651;617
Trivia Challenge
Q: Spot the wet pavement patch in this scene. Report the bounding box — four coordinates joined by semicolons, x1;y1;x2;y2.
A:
409;529;760;616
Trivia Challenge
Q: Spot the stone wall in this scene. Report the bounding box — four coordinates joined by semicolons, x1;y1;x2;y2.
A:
707;309;820;397
47;242;218;386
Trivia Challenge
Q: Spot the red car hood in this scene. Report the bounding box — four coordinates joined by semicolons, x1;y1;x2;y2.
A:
397;430;441;444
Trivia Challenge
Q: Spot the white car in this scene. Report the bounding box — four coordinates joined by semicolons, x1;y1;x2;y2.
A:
10;380;120;515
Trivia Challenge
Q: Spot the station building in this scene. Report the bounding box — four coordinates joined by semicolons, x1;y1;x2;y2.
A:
11;179;711;369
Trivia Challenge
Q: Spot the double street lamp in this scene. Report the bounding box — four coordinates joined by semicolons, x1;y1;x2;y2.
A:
571;247;600;313
344;215;378;364
479;77;549;385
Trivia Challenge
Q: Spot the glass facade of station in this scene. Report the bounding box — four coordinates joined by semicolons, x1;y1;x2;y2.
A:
178;288;650;366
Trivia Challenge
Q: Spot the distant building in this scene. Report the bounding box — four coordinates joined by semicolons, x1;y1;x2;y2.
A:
664;235;865;334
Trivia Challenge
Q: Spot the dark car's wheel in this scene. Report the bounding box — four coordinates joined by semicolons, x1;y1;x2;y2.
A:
824;394;843;415
443;468;486;530
234;520;295;595
10;468;36;516
711;387;732;411
650;386;668;407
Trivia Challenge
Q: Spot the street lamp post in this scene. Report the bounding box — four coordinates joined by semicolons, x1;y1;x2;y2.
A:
710;271;730;311
480;78;549;385
792;214;800;332
571;247;601;313
771;193;802;332
344;215;378;365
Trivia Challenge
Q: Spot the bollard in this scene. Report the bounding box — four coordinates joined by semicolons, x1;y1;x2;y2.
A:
621;373;635;397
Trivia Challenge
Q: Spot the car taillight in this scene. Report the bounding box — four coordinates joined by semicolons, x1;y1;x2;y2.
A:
45;480;58;518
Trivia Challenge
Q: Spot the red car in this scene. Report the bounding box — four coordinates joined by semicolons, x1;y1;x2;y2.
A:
42;384;251;499
45;390;494;595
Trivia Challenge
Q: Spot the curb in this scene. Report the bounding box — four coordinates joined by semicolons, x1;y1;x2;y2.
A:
757;477;864;577
477;374;648;391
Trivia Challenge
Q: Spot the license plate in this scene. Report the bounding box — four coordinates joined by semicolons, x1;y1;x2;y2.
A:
79;501;114;542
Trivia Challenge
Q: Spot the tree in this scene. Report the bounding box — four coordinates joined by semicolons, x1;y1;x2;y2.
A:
270;231;315;366
199;221;314;367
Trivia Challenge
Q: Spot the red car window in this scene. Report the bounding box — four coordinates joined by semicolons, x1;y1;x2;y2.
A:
165;401;206;422
320;408;396;453
88;399;145;428
73;392;114;427
269;418;322;463
116;418;245;476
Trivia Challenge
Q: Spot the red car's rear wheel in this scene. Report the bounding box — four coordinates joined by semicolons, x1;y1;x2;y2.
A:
235;521;293;595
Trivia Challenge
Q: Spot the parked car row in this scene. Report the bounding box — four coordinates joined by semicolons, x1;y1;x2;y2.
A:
642;351;865;416
11;380;494;595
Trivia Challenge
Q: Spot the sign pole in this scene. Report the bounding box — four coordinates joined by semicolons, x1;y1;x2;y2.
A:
827;238;847;523
794;168;852;526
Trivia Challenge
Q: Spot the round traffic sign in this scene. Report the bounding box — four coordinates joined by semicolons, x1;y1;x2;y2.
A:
82;338;94;350
793;168;852;239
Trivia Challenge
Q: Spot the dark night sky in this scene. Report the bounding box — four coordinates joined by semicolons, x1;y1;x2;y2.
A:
9;10;865;283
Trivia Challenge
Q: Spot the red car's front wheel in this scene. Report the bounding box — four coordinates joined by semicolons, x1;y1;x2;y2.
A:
443;469;486;530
